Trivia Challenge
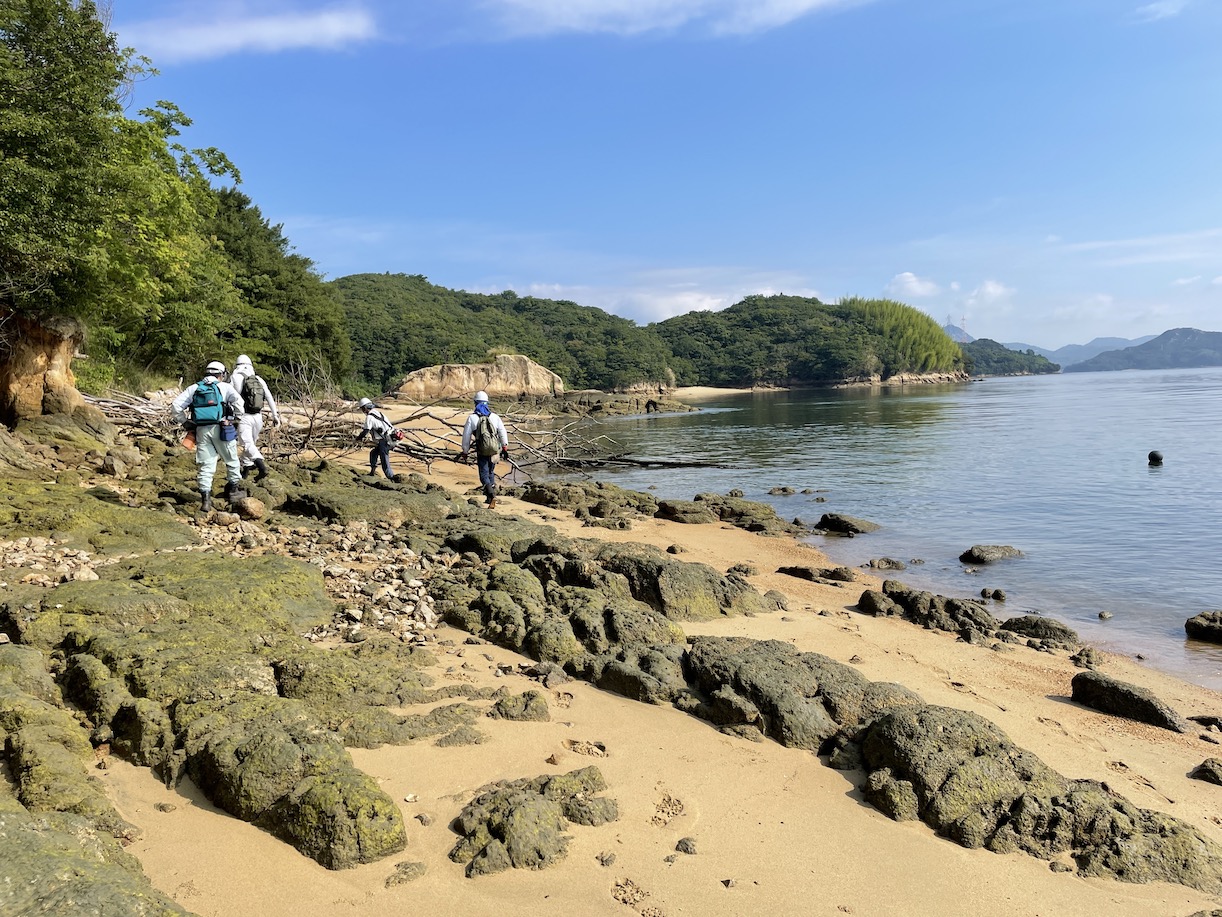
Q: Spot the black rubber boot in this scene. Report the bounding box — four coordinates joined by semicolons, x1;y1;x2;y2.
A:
240;464;251;479
200;490;212;513
223;481;243;502
254;458;269;482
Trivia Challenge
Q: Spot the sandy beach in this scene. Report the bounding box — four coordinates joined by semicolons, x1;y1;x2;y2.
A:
100;452;1222;917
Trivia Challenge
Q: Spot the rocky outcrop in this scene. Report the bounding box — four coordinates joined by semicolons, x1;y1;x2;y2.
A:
1186;611;1222;643
449;766;618;877
0;312;91;424
959;544;1023;564
394;354;563;402
859;704;1222;893
1070;670;1190;733
815;513;880;535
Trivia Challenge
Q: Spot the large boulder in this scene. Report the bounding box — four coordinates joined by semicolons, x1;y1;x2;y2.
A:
683;635;919;748
449;766;616;877
1186;611;1222;644
959;544;1023;564
1070;670;1190;732
394;354;564;401
858;704;1222;893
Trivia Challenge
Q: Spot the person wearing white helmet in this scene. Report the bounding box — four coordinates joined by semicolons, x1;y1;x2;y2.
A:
230;354;282;482
355;397;396;478
459;390;509;508
170;359;245;512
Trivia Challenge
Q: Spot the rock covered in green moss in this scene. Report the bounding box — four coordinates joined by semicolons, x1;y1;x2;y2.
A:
449;766;617;877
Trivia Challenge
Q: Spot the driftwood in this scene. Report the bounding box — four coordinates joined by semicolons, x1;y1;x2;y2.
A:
82;387;727;479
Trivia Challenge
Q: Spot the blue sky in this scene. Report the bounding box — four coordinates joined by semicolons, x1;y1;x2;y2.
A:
112;0;1221;349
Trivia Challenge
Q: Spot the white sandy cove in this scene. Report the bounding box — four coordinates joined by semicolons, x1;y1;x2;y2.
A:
102;455;1222;917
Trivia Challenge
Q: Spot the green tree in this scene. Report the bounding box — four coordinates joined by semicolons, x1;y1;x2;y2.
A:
204;188;351;381
0;0;126;315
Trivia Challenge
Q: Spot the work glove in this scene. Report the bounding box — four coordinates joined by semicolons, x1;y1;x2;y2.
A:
459;451;469;464
500;447;510;461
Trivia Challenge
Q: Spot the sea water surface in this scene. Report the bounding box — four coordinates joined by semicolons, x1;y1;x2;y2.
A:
559;367;1222;690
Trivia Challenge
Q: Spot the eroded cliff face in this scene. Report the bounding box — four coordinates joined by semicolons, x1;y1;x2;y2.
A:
394;355;564;402
0;312;87;425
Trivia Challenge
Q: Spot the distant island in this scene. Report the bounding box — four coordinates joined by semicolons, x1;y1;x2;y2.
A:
945;325;1222;375
958;338;1059;376
1063;328;1222;373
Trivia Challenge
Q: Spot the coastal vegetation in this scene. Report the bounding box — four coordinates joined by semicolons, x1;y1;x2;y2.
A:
959;339;1060;376
1;0;986;426
331;273;674;393
335;278;967;393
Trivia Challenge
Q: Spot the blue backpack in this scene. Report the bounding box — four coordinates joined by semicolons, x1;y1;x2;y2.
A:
191;380;224;425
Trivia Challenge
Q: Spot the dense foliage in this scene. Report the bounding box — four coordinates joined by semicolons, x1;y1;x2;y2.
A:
204;188;351;381
1063;328;1222;373
0;0;349;396
335;280;965;392
960;339;1060;376
654;295;965;387
333;273;673;393
1;1;968;408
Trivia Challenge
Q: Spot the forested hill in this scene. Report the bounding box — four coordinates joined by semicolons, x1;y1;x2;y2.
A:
331;274;674;393
654;295;965;387
960;339;1060;376
334;275;967;392
1063;328;1222;373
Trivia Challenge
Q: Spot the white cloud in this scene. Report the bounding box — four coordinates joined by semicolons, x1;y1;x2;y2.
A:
966;279;1014;305
117;5;378;63
885;271;940;298
1213;276;1222;286
1173;275;1202;285
1130;0;1190;23
483;0;869;37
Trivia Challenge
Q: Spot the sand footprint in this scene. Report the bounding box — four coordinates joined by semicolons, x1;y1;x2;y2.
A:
651;792;685;827
564;738;608;757
611;878;665;917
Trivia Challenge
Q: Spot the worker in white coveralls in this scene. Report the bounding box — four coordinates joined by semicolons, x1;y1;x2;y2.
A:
229;354;282;482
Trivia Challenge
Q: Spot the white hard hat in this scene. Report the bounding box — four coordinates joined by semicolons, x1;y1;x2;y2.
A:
358;397;373;409
206;360;225;375
237;354;253;367
474;391;489;403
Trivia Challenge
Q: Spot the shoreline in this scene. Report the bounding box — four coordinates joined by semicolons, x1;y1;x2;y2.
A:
100;449;1222;917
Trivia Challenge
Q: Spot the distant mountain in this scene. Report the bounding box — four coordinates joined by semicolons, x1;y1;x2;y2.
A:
1062;328;1222;373
943;323;973;343
1002;335;1157;367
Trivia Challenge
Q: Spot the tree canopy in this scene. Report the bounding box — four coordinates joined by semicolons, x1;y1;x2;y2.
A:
333;273;674;393
960;339;1060;376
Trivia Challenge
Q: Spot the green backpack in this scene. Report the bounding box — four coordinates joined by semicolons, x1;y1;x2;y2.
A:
474;417;500;457
240;375;264;413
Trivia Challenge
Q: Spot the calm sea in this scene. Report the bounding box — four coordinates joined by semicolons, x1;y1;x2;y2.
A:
557;368;1222;691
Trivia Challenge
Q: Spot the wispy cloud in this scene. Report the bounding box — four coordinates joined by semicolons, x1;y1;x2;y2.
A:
885;271;940;298
1059;227;1222;267
1130;0;1190;23
483;0;870;37
117;4;378;64
1173;275;1201;285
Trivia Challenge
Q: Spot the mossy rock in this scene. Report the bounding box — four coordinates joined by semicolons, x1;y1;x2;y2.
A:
181;694;407;868
0;479;198;555
0;807;196;916
595;543;770;621
98;552;335;633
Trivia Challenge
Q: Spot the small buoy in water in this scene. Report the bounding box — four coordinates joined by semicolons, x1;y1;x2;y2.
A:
1148;450;1163;466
